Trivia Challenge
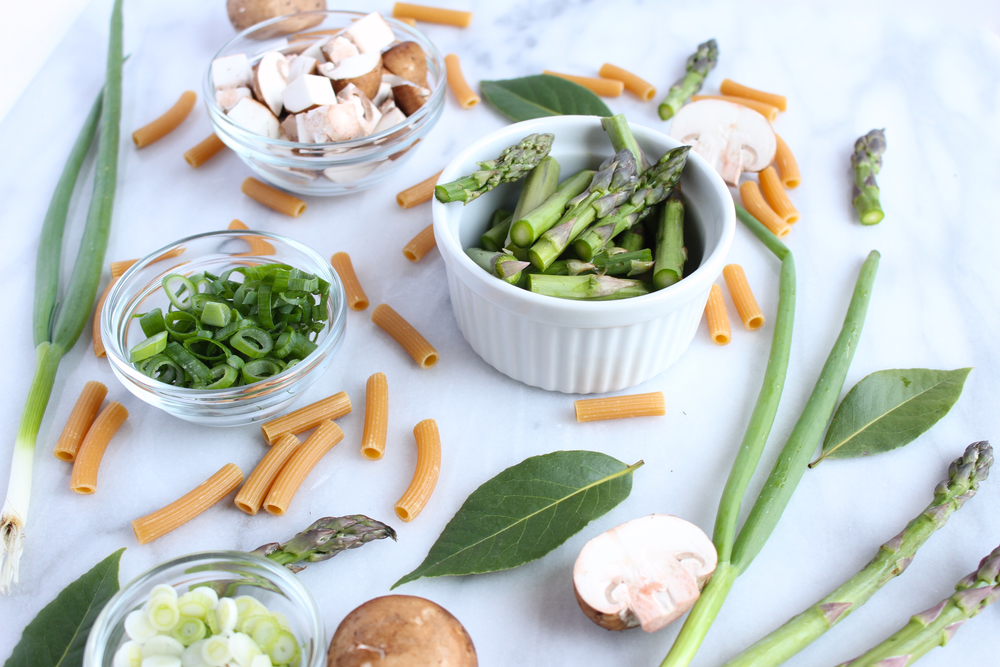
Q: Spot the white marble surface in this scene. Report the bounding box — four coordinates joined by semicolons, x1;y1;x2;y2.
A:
2;1;1000;666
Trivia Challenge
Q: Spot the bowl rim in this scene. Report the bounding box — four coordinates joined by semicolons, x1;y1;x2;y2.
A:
432;115;736;321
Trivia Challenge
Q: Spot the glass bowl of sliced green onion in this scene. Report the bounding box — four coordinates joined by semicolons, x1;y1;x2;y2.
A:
84;551;325;667
101;230;346;427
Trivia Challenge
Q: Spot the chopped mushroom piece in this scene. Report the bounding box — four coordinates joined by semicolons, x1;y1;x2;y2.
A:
337;84;382;135
253;51;289;116
283;74;338;113
300;104;363;143
322;35;361;65
287;54;317;81
211;53;253;90
227;97;280;139
319;52;383;99
216;86;252;112
344;11;396;54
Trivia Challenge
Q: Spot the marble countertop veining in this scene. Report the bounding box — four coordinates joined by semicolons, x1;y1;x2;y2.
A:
2;1;1000;666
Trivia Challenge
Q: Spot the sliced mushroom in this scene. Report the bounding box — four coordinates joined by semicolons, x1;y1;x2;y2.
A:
381;74;429;95
280;114;300;142
226;97;280;139
252;51;288;117
298;36;330;62
392;84;427;116
318;52;382;100
373;107;406;135
283;74;338;113
216;86;252;112
287;55;317;81
299;104;363;143
382;42;429;88
573;514;718;633
344;12;396;54
211;53;253;90
336;84;382;135
321;35;360;65
668;99;776;187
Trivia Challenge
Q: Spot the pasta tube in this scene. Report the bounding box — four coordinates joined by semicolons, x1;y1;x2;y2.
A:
574;392;666;422
394;419;441;521
402;224;436;262
445;54;481;108
705;283;731;345
690;94;779;122
759;167;800;224
330;252;369;310
361;372;389;461
598;63;656;101
264;420;343;515
94;258;140;357
774;134;801;188
234;433;300;515
719;79;787;111
396;170;442;208
70;401;129;494
723;264;765;331
371;304;439;369
241;177;306;217
260;391;352;444
543;70;624;97
53;381;108;462
133;91;197;148
392;3;473;27
184;133;226;168
132;463;244;544
739;181;790;239
227;219;277;256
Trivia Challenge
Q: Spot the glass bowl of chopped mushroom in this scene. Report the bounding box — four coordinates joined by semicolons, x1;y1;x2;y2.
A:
205;10;445;196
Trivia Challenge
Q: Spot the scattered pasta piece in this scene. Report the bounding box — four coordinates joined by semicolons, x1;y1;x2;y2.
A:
371;303;438;369
396;16;416;26
574;392;666;422
542;70;624;97
151;247;186;263
705;283;731;345
234;433;300;515
53;381;108;462
396;170;442;208
719;79;787;112
94;258;141;357
261;391;352;444
759;167;800;224
444;54;480;108
402;224;436;262
133;91;197;148
330;252;369;310
264;420;344;515
598;63;656;101
774;134;801;188
70;401;129;494
394;419;441;521
689;94;778;123
392;3;473;27
110;258;139;278
361;372;389;461
227;219;277;256
723;264;765;331
739;181;790;239
132;463;244;544
241;177;306;217
184;133;227;168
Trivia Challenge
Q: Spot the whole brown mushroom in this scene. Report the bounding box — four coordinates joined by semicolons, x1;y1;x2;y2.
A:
227;0;326;38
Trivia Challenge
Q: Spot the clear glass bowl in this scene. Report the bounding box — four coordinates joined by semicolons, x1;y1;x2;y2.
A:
84;551;325;667
206;10;446;196
101;230;347;427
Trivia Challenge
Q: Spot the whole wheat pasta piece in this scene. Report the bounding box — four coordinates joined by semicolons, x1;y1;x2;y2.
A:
260;391;352;444
723;264;765;331
151;247;186;263
131;463;244;544
110;258;139;278
234;433;301;515
598;63;656;101
133;91;197;148
94;258;141;357
396;170;443;208
542;70;624;97
394;419;441;521
360;372;389;461
330;252;369;310
70;402;129;494
264;420;344;515
241;177;306;217
574;392;665;422
402;224;436;262
774;134;801;188
395;16;416;26
719;79;787;111
371;303;439;369
759;166;800;224
704;283;731;346
689;94;779;123
227;219;277;256
739;181;790;239
184;133;227;168
392;3;473;27
444;54;480;108
53;381;108;462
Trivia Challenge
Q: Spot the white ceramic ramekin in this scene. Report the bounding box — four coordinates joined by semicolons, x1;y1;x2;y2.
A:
432;115;735;394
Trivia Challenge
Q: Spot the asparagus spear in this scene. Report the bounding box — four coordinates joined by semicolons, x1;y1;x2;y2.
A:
544;249;653;277
722;441;994;667
251;515;397;572
508;169;595;248
503;155;561;255
602;114;651;171
435;133;555;204
842;542;1000;667
852;129;886;225
658;39;719;121
465;248;531;284
529;274;651;300
480;209;513;252
616;224;646;253
654;193;687;289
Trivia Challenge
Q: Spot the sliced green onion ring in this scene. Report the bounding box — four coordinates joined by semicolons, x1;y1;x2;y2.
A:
241;359;283;384
230;327;272;359
163;274;198;311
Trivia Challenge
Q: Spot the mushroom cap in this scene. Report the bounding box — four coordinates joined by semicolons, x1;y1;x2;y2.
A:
226;97;279;139
253;51;288;117
344;12;396;54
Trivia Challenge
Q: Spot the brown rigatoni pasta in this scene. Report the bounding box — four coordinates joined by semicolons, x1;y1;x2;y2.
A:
395;16;416;26
705;284;731;345
260;391;352;444
774;134;801;188
53;381;108;462
719;79;787;111
444;54;480;109
241;177;306;217
392;3;473;27
396;170;442;208
330;252;369;310
574;392;666;422
402;224;436;262
234;433;301;515
598;63;656;101
689;94;779;123
110;258;139;278
133;91;197;148
184;133;227;168
759;167;800;224
542;70;624;97
264;420;344;515
361;373;389;461
723;264;765;331
739;181;790;239
94;259;140;357
70;402;129;494
394;419;441;521
132;463;244;544
228;219;277;256
371;304;439;368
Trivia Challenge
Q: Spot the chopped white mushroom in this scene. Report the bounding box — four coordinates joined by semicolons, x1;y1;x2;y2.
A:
216;87;252;112
280;114;300;142
373;81;393;108
344;12;395;54
323;162;380;183
381;74;430;96
226;97;280;139
253;51;288;117
299;104;363;143
573;514;718;633
373;107;406;135
211;53;253;90
322;35;360;65
286;55;317;81
282;74;338;113
668;99;776;187
317;52;381;81
336;84;382;135
378;98;398;116
298;37;330;62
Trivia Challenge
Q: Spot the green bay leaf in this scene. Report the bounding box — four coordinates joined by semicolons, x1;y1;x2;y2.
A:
392;451;642;588
813;368;971;465
480;75;613;122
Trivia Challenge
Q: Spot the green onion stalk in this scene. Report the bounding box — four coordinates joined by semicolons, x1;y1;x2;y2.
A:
0;0;123;593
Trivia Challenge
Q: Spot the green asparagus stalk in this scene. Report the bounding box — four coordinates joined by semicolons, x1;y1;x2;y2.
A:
601;114;651;171
511;156;560;225
435;133;554;204
654;193;687;289
509;170;594;248
722;441;994;667
616;224;646;253
528;274;652;300
852;129;886;225
843;541;1000;667
544;249;653;277
251;515;397;572
465;248;530;284
658;39;719;121
480;210;513;252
